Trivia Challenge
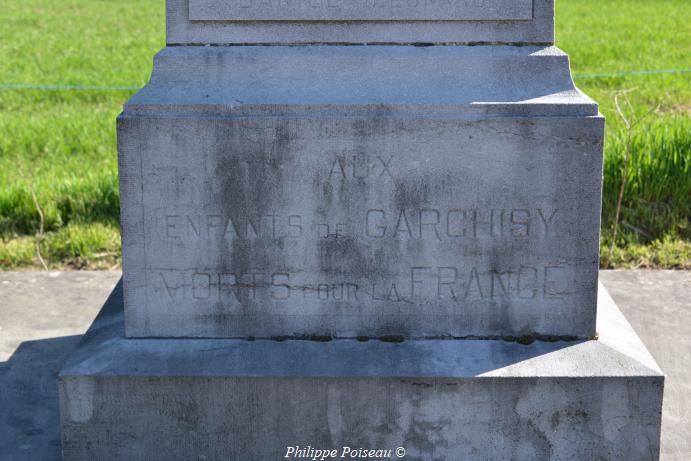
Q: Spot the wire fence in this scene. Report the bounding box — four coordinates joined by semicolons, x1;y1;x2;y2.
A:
573;68;691;79
0;68;689;92
0;83;140;91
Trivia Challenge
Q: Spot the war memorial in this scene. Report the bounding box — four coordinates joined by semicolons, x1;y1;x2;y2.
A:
58;0;664;458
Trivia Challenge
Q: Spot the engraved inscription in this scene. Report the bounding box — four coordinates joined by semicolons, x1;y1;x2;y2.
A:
189;0;534;22
364;208;558;239
161;208;559;242
154;264;569;305
328;155;395;182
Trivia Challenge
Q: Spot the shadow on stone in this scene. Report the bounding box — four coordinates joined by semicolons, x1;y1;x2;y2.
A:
0;334;83;461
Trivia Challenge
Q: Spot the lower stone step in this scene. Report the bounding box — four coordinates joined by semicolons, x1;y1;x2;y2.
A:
59;282;663;460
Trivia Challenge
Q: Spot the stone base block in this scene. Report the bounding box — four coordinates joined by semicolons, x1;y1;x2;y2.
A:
119;45;604;340
59;283;663;460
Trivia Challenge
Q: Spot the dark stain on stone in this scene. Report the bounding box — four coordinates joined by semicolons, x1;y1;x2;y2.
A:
379;335;405;343
393;177;430;212
307;335;333;342
534;334;579;342
210;118;292;315
517;335;536;346
403;417;449;461
550;408;590;432
265;335;334;342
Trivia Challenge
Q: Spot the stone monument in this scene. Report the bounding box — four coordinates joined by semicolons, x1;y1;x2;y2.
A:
59;0;664;459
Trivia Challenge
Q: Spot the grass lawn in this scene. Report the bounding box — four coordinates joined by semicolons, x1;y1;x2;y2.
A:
0;0;689;269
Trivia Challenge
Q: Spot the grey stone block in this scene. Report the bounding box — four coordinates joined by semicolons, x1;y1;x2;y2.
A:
118;45;603;339
189;0;534;21
59;282;664;460
167;0;555;45
126;45;596;116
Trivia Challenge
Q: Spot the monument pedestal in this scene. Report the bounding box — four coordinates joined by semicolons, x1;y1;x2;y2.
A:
60;282;662;460
59;1;665;457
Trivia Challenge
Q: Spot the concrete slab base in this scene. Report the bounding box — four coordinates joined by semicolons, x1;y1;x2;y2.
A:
59;283;663;460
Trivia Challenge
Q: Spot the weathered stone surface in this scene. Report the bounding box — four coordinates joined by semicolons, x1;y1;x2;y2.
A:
59;282;664;460
126;46;596;117
118;46;603;339
59;0;666;456
167;0;555;44
189;0;534;21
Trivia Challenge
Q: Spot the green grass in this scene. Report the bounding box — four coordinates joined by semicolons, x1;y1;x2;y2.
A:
556;0;691;268
1;0;689;269
0;0;164;269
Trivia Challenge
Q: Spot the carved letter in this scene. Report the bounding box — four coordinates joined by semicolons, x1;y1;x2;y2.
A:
419;209;442;241
394;210;414;239
377;155;395;179
490;271;510;298
446;210;467;237
328;156;347;180
463;267;485;300
544;266;566;299
538;209;558;237
288;215;303;237
410;267;431;299
366;209;387;238
192;273;211;300
437;267;458;301
510;209;530;237
517;266;538;299
165;216;181;239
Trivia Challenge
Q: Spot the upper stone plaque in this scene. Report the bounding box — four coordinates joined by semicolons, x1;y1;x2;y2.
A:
168;0;554;44
189;0;534;21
